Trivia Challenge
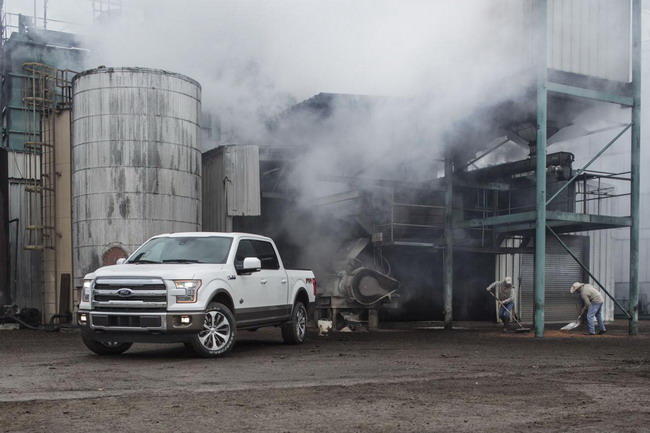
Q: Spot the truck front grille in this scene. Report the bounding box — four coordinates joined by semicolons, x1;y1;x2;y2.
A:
92;277;167;310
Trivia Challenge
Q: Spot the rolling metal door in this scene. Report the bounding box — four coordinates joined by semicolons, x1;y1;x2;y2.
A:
520;235;586;323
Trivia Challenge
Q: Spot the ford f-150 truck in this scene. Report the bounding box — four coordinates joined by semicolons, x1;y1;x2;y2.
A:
77;232;316;358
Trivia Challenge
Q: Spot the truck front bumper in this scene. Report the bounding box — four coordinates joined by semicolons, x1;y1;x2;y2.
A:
77;310;205;342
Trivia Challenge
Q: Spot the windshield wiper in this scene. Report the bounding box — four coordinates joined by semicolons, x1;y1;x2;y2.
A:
162;259;199;263
129;259;160;264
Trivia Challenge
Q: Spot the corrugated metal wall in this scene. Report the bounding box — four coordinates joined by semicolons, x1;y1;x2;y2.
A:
583;191;616;321
202;145;261;232
519;235;587;323
496;0;632;83
7;181;42;309
549;0;632;83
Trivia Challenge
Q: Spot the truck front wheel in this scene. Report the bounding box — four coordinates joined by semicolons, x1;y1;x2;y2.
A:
282;301;307;345
189;302;236;358
81;333;132;355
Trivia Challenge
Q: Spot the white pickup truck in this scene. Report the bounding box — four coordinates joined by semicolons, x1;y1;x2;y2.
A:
77;232;316;358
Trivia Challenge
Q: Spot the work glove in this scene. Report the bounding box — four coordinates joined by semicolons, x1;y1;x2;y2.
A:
486;287;491;292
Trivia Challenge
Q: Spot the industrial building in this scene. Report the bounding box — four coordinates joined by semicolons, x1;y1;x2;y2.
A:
0;1;645;336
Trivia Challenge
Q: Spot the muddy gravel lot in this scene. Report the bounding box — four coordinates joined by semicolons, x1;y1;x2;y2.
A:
0;321;649;433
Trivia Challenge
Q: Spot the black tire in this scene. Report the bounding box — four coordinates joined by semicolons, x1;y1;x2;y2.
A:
188;302;236;358
282;301;307;345
81;333;132;355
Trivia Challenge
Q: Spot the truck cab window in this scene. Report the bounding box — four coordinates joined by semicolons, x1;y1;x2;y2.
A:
235;240;257;269
252;240;280;270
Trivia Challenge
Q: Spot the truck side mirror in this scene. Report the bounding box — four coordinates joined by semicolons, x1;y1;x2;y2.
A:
238;257;261;274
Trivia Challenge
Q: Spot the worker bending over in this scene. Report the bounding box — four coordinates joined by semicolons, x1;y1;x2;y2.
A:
570;282;606;335
486;277;515;332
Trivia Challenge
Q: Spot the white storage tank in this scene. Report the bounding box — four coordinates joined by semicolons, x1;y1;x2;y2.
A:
71;67;202;286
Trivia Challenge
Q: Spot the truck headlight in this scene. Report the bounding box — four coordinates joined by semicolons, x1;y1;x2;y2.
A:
82;280;92;303
174;280;202;303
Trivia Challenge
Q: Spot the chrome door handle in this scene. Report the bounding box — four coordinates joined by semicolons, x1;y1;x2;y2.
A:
281;279;287;284
260;279;268;284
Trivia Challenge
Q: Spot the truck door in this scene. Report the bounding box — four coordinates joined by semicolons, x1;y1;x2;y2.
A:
252;240;290;319
232;239;268;326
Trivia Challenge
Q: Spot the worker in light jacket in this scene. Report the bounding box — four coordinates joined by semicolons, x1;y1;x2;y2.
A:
570;282;606;335
486;277;515;332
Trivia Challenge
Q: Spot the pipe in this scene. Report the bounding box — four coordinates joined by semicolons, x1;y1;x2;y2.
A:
534;0;548;338
49;312;71;327
629;0;641;335
0;313;60;331
443;155;453;329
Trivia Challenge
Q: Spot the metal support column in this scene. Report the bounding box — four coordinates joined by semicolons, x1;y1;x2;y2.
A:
629;0;641;335
443;155;453;329
534;0;548;337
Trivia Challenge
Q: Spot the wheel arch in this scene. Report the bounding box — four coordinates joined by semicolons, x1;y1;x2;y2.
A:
210;289;235;313
294;288;309;309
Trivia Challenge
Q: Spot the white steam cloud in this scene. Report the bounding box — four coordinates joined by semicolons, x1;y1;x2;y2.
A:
78;0;534;163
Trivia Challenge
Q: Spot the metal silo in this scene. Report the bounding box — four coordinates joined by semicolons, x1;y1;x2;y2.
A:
71;67;202;286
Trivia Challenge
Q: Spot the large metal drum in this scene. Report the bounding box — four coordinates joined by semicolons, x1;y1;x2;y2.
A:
71;67;202;285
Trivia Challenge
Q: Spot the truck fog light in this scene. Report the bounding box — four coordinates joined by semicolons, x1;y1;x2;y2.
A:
79;313;88;324
180;316;191;324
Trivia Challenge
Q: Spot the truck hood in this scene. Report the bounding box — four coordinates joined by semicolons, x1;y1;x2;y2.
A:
85;263;225;280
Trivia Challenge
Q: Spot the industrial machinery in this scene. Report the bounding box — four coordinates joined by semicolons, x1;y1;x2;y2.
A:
315;238;399;330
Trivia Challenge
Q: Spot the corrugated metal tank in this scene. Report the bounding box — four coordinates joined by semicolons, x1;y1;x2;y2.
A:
71;67;202;286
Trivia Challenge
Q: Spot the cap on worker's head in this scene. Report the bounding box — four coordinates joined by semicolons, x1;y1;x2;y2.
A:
570;282;583;293
504;277;512;285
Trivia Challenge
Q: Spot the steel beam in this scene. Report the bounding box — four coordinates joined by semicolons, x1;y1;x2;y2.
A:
547;82;634;106
457;211;536;229
534;0;548;337
547;226;631;319
629;0;641;335
443;156;453;329
546;211;632;226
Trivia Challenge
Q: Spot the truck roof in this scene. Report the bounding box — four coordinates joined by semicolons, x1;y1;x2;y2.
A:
150;232;271;241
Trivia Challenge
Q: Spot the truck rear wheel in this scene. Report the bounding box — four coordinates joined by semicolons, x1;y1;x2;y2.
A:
81;333;132;355
282;301;307;345
189;302;236;358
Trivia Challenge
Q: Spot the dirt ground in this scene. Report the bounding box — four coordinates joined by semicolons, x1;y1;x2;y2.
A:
0;320;649;433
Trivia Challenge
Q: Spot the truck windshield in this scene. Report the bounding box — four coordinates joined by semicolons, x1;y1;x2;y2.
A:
128;236;233;264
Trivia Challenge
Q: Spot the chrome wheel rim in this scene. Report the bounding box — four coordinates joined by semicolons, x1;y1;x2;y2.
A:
296;307;306;340
198;310;231;351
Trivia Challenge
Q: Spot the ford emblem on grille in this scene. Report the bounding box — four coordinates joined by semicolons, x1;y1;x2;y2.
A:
117;288;134;297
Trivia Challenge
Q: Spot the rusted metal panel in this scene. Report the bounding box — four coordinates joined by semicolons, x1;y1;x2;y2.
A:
225;145;261;217
6;152;40;180
71;68;202;287
202;145;261;232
